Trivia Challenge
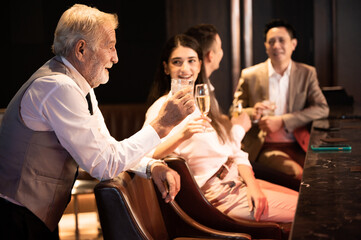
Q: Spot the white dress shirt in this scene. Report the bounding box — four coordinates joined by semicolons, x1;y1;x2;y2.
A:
266;59;295;142
20;56;161;180
144;93;251;188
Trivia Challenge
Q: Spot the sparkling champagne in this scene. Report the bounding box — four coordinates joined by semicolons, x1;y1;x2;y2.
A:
196;95;210;116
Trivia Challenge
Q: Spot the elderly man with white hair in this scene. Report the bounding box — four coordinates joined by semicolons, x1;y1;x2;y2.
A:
0;4;195;239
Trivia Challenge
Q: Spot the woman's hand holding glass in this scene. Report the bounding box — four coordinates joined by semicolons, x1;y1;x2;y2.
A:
179;116;211;140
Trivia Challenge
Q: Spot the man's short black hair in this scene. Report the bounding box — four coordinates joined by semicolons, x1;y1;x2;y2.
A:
185;24;219;57
264;19;297;41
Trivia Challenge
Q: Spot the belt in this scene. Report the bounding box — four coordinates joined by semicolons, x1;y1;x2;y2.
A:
213;157;234;180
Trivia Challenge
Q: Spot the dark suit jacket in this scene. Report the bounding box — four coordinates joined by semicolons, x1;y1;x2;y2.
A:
232;60;329;162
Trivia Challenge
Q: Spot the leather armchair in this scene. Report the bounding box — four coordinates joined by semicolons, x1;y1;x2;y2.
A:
162;155;292;240
94;171;250;240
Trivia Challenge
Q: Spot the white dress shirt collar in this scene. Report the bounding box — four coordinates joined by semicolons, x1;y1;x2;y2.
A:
267;58;292;78
266;58;295;142
60;56;91;97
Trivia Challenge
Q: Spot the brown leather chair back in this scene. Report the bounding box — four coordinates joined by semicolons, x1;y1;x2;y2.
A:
94;172;168;240
95;172;251;240
163;155;291;240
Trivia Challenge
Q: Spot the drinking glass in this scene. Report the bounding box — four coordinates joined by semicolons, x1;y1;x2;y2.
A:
171;79;194;95
233;102;243;117
261;100;276;116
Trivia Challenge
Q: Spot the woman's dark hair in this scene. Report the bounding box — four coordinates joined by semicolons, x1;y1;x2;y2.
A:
147;33;232;143
147;34;206;104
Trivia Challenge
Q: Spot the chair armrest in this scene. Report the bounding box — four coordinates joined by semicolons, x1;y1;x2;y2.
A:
169;201;251;240
163;154;290;240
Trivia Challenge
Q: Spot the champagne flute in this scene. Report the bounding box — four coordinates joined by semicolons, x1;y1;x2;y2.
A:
195;84;211;132
195;84;210;117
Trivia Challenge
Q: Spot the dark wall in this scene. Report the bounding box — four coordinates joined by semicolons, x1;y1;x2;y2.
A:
251;0;314;68
165;0;233;113
5;0;234;113
5;0;361;110
335;0;361;104
250;0;361;105
4;0;166;108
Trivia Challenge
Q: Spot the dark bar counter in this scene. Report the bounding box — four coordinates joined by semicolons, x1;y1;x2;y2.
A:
290;107;361;239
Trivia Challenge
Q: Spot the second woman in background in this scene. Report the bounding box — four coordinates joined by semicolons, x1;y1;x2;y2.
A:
144;34;297;222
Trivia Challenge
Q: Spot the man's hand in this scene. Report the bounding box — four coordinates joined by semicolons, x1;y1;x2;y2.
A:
151;87;195;138
252;101;276;121
258;115;284;133
151;163;180;203
252;102;268;121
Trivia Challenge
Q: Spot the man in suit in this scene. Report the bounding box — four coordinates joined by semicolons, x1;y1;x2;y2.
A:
231;19;329;181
